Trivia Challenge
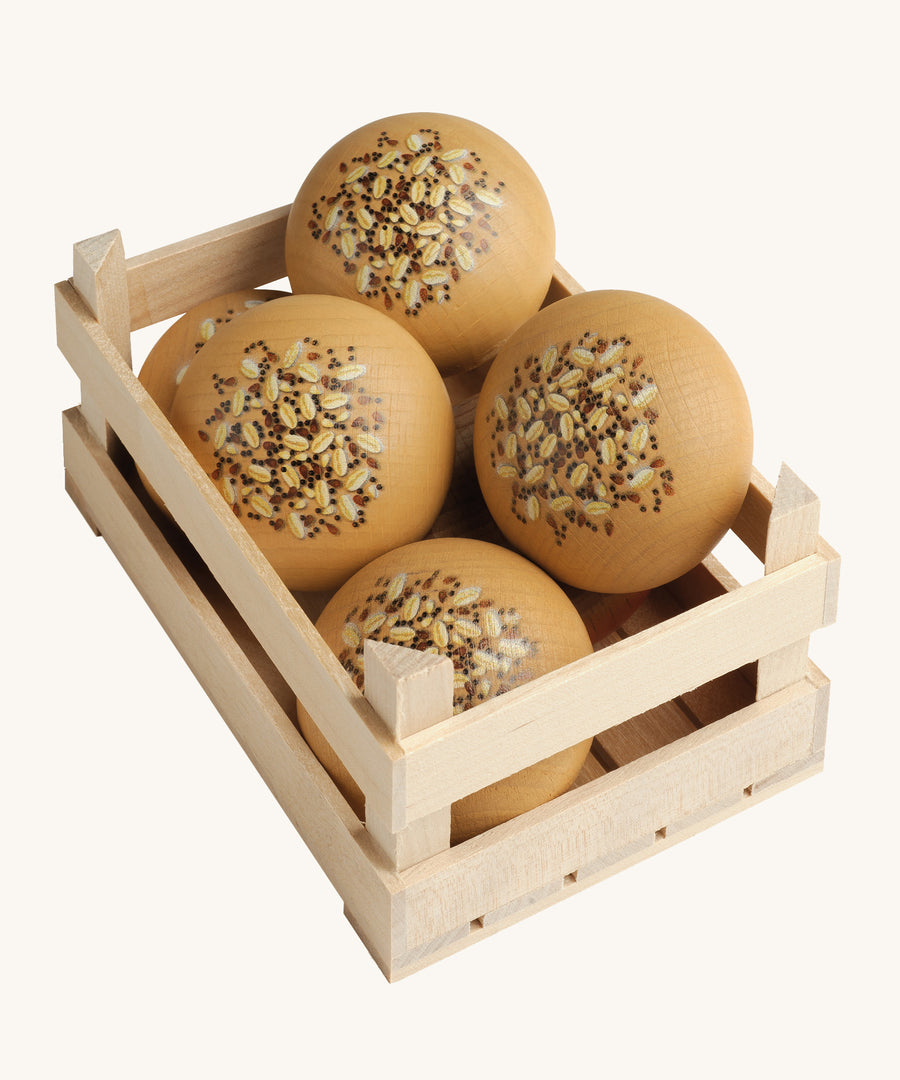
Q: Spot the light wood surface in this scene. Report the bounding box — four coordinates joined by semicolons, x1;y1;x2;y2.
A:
395;550;830;824
61;405;398;954
126;205;291;329
396;673;823;962
756;463;820;700
56;279;403;820
363;641;454;870
72;230;130;455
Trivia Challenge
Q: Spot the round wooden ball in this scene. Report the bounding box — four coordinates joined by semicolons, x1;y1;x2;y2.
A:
297;537;595;844
284;112;556;378
474;290;753;593
169;294;456;592
137;288;286;514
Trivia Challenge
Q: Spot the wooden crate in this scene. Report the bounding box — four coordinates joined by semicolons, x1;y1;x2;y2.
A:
55;207;840;981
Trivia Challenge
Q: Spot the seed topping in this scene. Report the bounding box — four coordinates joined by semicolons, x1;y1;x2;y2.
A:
306;125;507;315
336;570;538;712
485;333;675;542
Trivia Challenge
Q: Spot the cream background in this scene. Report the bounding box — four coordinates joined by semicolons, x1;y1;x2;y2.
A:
3;2;896;1077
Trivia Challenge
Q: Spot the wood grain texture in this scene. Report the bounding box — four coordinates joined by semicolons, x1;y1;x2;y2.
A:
386;751;826;980
72;229;132;364
396;550;831;823
72;230;131;451
363;641;453;870
126;205;290;330
397;673;821;956
61;405;397;954
731;467;776;561
756;463;821;699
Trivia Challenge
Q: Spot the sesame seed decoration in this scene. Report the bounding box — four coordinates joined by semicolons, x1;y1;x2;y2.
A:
337;571;538;712
486;334;676;543
306;127;505;316
199;337;385;537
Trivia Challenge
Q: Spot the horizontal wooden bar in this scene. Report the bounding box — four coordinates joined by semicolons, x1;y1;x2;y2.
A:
390;750;826;980
399;550;834;823
120;206;579;337
398;673;821;953
61;404;397;953
123;205;291;330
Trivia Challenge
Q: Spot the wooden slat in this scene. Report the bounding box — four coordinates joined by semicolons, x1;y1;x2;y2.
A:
820;536;841;626
61;405;397;955
666;552;743;610
72;229;131;452
602;581;755;731
398;674;820;953
541;261;585;305
659;558;757;722
390;751;825;980
731;467;775;561
364;642;454;871
594;702;698;768
398;550;832;823
763;463;821;574
756;464;821;699
125;205;291;329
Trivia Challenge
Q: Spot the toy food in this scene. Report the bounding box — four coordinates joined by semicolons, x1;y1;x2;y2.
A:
474;290;753;593
284;112;556;377
169;294;456;592
137;288;286;512
297;536;595;843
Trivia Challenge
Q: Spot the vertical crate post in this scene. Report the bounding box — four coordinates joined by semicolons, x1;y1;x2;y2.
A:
71;230;132;439
756;463;820;699
363;641;454;871
66;230;132;534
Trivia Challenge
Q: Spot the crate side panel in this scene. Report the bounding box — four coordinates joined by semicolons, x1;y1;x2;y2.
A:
62;406;395;954
124;206;291;329
400;554;830;821
731;467;775;561
388;748;825;980
613;584;757;727
399;677;819;950
56;281;399;812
